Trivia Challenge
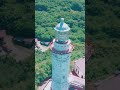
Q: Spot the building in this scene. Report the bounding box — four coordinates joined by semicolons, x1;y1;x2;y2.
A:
50;18;74;90
69;73;85;90
73;57;85;79
40;41;50;46
12;37;34;48
12;37;25;45
69;57;85;90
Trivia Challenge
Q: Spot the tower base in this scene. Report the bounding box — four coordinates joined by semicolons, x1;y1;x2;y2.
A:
42;79;84;90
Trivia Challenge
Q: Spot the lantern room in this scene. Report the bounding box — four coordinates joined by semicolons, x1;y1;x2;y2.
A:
54;18;70;43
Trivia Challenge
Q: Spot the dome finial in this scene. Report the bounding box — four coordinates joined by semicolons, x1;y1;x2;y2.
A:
54;18;70;31
60;18;64;23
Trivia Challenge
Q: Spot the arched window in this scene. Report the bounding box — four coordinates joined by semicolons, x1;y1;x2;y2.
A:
81;75;83;78
76;69;77;72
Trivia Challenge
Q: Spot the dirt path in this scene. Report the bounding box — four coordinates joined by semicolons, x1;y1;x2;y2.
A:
4;35;34;61
36;41;49;52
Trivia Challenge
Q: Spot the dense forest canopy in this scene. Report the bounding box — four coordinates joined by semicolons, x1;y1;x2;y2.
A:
0;0;34;37
0;55;34;90
86;0;120;85
0;0;35;89
35;0;85;42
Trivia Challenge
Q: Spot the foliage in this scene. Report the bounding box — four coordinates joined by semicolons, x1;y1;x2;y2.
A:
86;0;120;83
0;0;34;37
0;55;34;90
35;0;85;42
35;50;52;85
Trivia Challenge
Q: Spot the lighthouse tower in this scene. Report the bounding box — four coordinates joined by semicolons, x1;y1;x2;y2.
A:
50;18;73;90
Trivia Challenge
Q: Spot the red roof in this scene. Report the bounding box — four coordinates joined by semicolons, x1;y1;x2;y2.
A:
74;58;85;72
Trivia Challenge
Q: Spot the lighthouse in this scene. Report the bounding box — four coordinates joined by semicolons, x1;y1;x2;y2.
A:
50;18;73;90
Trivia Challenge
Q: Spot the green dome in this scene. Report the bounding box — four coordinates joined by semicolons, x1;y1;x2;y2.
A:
54;18;70;31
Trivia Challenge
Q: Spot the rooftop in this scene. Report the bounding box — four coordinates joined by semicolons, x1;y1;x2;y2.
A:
74;57;85;73
69;73;85;87
54;18;70;31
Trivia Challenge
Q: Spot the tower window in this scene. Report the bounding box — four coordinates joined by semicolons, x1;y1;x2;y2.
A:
63;76;65;79
76;69;77;72
81;75;83;78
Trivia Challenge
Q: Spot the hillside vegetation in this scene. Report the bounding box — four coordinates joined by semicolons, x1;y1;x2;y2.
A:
86;0;120;83
0;0;34;37
0;55;34;90
0;0;34;89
